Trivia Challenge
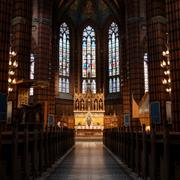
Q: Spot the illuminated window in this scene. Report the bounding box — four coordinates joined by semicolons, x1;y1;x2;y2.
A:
108;22;120;93
30;53;35;96
59;23;70;93
144;53;149;92
82;80;87;94
109;79;112;93
91;80;96;93
82;26;96;93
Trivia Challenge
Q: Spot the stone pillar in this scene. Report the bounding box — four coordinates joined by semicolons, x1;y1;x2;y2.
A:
0;0;12;94
125;0;146;123
146;0;168;129
167;0;180;131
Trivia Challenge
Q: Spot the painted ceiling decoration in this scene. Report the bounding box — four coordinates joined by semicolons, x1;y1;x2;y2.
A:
57;0;122;10
83;0;94;16
55;0;124;25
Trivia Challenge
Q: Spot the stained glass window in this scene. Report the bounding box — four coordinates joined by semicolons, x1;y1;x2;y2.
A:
144;53;149;92
59;22;70;93
82;80;87;94
108;22;120;93
82;26;96;93
30;53;34;96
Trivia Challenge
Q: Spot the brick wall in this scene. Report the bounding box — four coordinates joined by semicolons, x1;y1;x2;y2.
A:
0;0;12;94
146;0;168;128
167;0;180;131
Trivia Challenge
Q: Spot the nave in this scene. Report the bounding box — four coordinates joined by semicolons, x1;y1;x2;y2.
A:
44;141;132;180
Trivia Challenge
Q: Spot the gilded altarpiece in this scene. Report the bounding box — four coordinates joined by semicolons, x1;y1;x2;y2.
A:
74;90;104;131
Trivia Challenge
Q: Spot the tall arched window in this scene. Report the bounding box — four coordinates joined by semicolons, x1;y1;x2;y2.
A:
82;26;96;93
108;22;120;93
144;53;149;92
30;53;35;96
59;22;70;93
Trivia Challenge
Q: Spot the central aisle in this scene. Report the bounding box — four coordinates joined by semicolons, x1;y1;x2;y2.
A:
47;141;132;180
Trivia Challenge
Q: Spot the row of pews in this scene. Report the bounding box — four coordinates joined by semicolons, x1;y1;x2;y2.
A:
103;125;180;180
0;104;75;180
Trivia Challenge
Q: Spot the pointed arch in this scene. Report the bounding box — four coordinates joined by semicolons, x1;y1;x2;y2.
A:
144;52;149;92
108;22;120;93
82;25;96;93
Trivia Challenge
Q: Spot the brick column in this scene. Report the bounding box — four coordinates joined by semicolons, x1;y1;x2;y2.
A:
121;35;130;116
147;0;168;129
0;0;12;94
167;0;180;131
126;0;146;123
32;0;54;116
11;0;32;80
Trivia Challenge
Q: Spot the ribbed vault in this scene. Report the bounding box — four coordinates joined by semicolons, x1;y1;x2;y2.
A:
54;0;125;20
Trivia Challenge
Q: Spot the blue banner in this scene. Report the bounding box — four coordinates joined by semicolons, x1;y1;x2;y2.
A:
48;114;54;127
150;101;161;124
0;92;7;121
124;113;130;127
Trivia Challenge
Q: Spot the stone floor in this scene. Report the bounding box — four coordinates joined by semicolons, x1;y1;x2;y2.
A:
46;141;133;180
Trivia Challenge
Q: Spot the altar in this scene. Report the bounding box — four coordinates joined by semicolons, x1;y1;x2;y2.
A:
74;89;105;137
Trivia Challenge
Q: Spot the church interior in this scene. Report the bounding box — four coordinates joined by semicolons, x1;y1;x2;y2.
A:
0;0;180;179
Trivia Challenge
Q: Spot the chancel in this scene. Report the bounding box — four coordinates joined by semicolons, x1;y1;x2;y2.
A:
74;83;105;136
0;0;180;180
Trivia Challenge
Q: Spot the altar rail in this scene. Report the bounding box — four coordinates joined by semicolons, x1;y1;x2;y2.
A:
103;126;180;180
0;125;75;180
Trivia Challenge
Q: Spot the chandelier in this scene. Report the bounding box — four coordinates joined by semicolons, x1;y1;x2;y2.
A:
160;33;171;93
8;48;18;92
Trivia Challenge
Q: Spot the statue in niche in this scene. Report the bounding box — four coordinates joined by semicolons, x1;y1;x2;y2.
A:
81;100;84;111
88;98;91;111
86;114;92;126
94;99;98;111
75;99;79;110
99;99;103;110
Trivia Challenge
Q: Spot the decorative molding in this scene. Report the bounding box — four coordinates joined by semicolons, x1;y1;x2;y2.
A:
151;16;167;24
127;16;145;24
58;93;73;100
11;16;27;25
32;17;52;26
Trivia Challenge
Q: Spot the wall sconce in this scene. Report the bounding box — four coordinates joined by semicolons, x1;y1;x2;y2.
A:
8;48;18;92
160;33;171;94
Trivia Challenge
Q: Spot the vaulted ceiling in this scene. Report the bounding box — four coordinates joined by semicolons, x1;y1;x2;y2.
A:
54;0;125;25
57;0;123;11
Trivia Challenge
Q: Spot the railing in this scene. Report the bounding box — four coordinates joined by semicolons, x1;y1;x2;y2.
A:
0;124;75;180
